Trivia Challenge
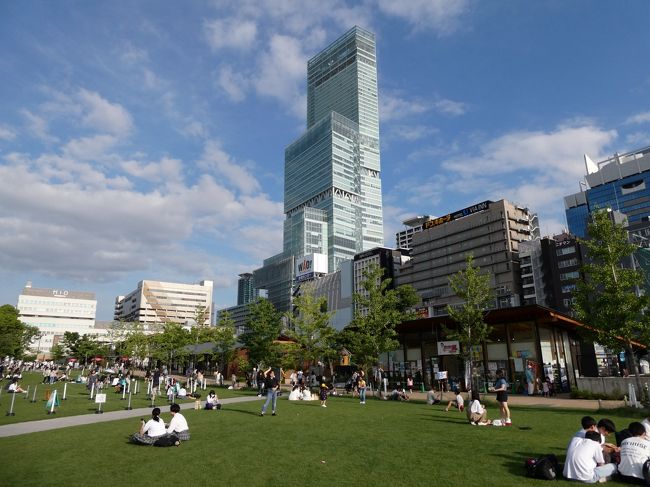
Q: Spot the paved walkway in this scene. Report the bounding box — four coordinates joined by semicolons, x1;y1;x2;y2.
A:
0;395;263;438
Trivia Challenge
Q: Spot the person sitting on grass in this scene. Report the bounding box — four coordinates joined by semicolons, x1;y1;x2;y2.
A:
288;385;302;401
390;386;410;401
131;407;166;445
426;385;441;405
596;418;620;463
7;378;27;393
617;421;650;484
563;430;617;483
574;416;598;439
445;389;464;412
166;403;190;442
468;391;490;425
205;390;219;409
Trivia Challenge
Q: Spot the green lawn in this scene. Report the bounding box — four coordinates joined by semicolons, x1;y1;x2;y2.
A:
0;372;254;424
0;389;646;487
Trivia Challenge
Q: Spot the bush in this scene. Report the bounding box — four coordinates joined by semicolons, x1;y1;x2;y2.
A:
570;389;624;400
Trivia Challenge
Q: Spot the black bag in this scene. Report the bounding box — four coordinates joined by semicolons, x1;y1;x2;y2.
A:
525;454;559;480
216;402;222;410
153;434;179;447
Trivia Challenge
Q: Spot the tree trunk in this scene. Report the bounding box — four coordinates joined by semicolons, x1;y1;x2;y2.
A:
626;342;645;405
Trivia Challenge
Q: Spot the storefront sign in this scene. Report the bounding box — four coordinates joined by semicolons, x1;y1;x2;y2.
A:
437;340;460;356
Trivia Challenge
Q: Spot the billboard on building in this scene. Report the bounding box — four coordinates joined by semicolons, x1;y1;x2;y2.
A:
437;340;460;355
295;253;328;282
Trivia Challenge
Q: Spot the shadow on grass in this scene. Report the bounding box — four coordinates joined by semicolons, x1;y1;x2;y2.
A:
217;407;261;417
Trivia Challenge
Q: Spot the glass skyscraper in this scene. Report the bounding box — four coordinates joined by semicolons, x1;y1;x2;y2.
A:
565;146;650;238
284;26;384;273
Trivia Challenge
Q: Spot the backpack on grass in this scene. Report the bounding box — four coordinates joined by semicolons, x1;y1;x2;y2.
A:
153;434;179;447
525;454;559;480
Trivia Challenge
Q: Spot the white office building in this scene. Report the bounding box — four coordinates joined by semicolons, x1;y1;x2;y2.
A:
114;280;214;327
17;282;97;357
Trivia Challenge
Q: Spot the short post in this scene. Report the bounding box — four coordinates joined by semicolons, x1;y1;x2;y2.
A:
31;385;38;403
24;385;30;400
150;393;155;407
202;378;206;390
62;382;68;400
121;385;126;401
6;391;17;416
146;380;151;397
126;391;133;410
47;390;57;415
89;383;95;400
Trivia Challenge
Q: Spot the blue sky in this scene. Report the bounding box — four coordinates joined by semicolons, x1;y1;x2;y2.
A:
1;1;649;320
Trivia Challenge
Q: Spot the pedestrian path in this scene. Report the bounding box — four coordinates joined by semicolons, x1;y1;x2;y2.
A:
0;395;263;438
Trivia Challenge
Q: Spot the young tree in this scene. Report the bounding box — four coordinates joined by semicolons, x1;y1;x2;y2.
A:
239;298;283;368
149;322;191;370
341;264;419;373
285;289;336;373
213;311;237;374
0;304;40;358
573;209;650;397
445;254;494;392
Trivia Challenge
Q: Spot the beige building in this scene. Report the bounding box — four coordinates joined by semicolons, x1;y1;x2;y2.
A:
396;199;539;317
114;280;213;326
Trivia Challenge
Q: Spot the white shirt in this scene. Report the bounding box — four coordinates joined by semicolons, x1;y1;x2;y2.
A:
456;394;464;407
288;389;302;401
8;383;17;392
470;400;484;415
143;418;166;437
167;413;189;434
619;436;650;479
563;438;604;482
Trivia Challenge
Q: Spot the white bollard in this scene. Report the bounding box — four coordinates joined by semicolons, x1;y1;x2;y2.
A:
89;383;95;400
203;378;206;390
146;380;151;396
31;385;38;403
62;382;68;400
7;391;17;416
24;385;30;399
134;380;139;395
126;391;133;410
121;384;126;401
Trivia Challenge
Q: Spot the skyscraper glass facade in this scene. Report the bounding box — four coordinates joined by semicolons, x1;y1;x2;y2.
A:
284;26;384;272
565;147;650;238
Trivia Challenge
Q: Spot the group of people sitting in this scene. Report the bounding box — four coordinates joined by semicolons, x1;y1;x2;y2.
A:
288;384;314;401
562;414;650;483
131;404;190;446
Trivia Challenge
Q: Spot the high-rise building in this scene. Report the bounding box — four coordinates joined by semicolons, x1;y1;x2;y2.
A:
565;146;650;238
16;281;97;356
396;200;539;316
284;26;384;273
114;280;213;326
237;273;255;306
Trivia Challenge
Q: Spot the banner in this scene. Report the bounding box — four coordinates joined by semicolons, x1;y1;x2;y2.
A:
437;340;460;355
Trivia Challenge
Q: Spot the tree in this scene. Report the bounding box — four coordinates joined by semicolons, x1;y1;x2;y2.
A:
239;298;283;368
60;331;81;357
285;289;336;373
193;305;210;327
50;344;66;362
0;304;40;358
213;311;237;374
573;208;650;397
445;254;494;392
149;322;191;370
341;264;419;373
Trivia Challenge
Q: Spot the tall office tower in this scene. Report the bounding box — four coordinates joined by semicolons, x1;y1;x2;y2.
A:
237;273;255;306
565;146;650;239
284;26;384;273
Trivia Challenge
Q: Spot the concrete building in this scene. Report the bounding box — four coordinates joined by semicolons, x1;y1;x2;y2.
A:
565;145;650;239
396;200;539;316
396;216;432;250
283;26;384;273
114;280;213;327
16;282;97;356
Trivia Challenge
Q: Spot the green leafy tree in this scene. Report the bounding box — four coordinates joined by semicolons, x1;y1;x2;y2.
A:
445;254;494;392
213;311;237;374
50;344;66;362
193;305;210;327
0;304;40;358
60;331;81;357
121;322;149;364
285;289;336;372
573;209;650;396
239;298;283;368
149;322;191;370
341;264;419;373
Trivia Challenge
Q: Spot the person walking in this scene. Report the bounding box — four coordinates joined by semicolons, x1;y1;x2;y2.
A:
260;368;280;416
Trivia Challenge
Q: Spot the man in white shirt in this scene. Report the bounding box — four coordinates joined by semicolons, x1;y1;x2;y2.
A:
563;431;617;483
641;416;650;438
167;403;190;441
618;421;650;484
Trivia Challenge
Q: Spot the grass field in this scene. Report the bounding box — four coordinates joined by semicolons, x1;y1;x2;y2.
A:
0;383;646;487
0;372;253;425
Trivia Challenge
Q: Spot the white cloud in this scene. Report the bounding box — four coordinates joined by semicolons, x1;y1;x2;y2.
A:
21;109;58;143
204;19;257;51
121;156;184;183
625;111;650;125
434;98;467;116
381;93;466;122
376;0;470;35
199;140;261;195
387;124;438;142
63;135;118;161
0;125;16;141
253;34;307;117
78;89;133;136
216;65;249;102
